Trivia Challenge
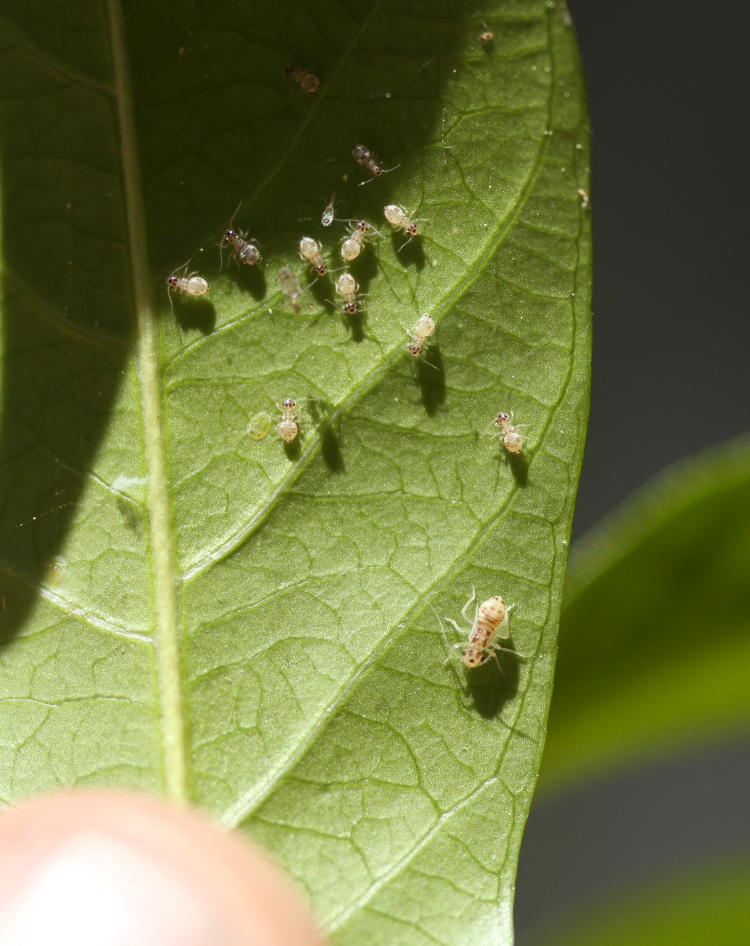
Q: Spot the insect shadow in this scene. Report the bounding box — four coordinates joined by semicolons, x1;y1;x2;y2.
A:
116;496;144;535
415;343;446;415
307;398;344;473
227;261;266;301
507;449;529;487
344;307;372;343
309;272;335;313
173;296;216;335
465;639;522;720
392;232;425;270
350;245;378;296
283;436;302;461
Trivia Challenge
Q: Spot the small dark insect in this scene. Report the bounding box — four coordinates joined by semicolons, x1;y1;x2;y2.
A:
222;228;261;266
351;143;397;180
285;65;320;94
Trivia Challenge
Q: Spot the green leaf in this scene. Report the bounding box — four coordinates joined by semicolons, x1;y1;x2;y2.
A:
530;857;750;946
541;437;750;794
0;0;589;942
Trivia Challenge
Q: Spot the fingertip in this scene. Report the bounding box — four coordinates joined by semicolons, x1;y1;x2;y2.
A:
0;790;326;946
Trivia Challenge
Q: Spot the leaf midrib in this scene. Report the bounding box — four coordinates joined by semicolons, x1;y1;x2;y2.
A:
107;0;186;801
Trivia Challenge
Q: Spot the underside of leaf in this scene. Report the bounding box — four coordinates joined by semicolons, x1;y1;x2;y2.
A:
0;1;590;942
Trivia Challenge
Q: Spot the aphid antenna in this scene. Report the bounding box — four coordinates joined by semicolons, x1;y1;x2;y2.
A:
438;615;472;683
326;262;352;277
431;604;459;664
228;199;243;228
165;258;191;311
357;163;401;187
482;411;528;437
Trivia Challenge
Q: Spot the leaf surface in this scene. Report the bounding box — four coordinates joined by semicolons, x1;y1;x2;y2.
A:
0;1;590;941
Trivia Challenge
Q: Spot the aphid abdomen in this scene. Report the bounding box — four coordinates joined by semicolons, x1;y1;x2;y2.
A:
277;418;298;443
238;243;261;265
187;276;209;295
341;236;360;262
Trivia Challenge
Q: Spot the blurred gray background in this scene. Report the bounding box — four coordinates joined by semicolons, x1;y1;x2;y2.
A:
516;0;750;941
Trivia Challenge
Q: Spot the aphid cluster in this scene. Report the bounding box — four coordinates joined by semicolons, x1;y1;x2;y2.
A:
162;33;561;683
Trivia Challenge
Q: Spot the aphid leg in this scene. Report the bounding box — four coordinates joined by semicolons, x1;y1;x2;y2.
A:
439;617;467;674
396;220;427;252
460;587;477;624
490;651;506;673
493;603;514;639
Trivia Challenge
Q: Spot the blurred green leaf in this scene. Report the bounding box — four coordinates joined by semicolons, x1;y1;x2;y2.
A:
0;0;589;941
532;858;750;946
541;438;750;793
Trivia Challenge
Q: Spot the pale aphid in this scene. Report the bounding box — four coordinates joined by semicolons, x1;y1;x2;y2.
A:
277;398;300;443
336;271;360;315
384;204;420;246
351;143;398;181
407;313;435;356
479;28;494;45
248;410;272;441
285;65;320;94
321;193;337;227
299;236;327;276
494;411;524;454
340;219;375;262
444;589;520;670
166;264;209;303
277;266;302;313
